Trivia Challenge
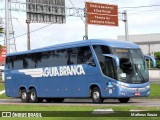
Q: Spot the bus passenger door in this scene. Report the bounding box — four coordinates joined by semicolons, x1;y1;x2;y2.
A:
103;57;116;97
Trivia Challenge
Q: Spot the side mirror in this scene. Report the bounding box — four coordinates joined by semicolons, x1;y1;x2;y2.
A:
144;55;156;68
103;54;120;67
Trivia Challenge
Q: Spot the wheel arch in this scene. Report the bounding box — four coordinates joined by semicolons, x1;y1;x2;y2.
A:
89;84;101;97
19;86;27;97
29;86;36;91
28;86;39;97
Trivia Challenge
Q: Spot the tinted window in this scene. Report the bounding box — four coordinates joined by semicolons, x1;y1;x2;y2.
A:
6;46;95;70
67;48;77;65
93;45;116;78
37;51;54;67
77;46;94;64
55;49;68;66
26;54;36;68
93;45;111;67
6;56;14;69
14;55;23;69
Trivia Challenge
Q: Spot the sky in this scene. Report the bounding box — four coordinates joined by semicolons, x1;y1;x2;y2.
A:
0;0;160;52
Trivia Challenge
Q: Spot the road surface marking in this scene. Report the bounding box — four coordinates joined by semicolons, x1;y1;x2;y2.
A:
0;90;5;95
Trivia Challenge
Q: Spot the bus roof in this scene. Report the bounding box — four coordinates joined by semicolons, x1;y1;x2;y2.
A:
7;39;140;56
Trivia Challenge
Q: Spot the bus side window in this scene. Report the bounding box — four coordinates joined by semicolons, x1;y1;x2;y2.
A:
25;54;35;68
93;45;111;68
11;57;14;69
13;55;24;70
93;45;116;79
6;57;11;69
104;57;116;79
55;49;67;66
77;46;95;65
37;52;43;67
41;51;53;67
67;48;77;65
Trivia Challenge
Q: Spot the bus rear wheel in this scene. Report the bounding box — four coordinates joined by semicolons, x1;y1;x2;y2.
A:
118;98;130;103
20;89;29;103
29;88;39;103
91;87;104;103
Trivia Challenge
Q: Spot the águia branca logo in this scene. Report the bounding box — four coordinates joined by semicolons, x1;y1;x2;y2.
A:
19;65;85;78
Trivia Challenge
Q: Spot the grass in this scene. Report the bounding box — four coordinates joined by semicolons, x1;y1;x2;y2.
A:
0;82;5;91
0;82;6;99
0;93;9;99
0;104;159;111
0;82;10;99
148;83;160;99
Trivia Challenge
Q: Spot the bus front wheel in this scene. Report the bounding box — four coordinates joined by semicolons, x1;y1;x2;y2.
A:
118;98;130;103
91;87;104;103
20;89;29;103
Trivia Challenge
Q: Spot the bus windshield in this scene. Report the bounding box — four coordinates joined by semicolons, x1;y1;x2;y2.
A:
111;48;149;84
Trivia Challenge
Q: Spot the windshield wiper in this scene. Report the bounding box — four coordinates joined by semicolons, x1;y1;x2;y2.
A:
134;64;145;83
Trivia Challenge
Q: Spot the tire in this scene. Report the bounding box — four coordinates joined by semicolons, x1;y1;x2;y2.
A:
52;98;64;103
91;87;104;103
20;89;29;103
118;98;130;103
29;88;38;103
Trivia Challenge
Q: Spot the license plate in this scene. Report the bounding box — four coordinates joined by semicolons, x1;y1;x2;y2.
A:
135;92;140;96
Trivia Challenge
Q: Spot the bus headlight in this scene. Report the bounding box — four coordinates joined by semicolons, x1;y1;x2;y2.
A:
115;83;128;89
146;85;150;89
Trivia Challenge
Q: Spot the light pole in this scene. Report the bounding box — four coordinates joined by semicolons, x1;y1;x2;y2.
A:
26;20;30;50
123;10;129;41
5;0;10;53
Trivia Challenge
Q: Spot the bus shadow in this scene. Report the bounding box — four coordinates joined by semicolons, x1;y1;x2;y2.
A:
40;99;141;105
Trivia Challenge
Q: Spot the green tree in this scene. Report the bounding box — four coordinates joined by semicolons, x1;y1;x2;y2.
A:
0;25;4;52
154;52;160;69
0;26;4;34
0;44;2;52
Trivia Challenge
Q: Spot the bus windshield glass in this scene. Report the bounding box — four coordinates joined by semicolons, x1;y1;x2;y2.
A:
111;48;149;84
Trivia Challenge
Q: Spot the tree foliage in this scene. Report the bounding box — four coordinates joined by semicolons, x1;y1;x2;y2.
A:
154;52;160;69
0;44;2;52
0;26;4;34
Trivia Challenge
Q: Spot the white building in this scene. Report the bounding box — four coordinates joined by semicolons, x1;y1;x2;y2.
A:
117;33;160;55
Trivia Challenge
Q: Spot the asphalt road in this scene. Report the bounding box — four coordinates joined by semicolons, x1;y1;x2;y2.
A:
0;98;160;107
150;79;160;84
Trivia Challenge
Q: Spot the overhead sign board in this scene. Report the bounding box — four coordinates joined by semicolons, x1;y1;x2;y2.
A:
87;13;118;26
26;0;66;24
86;2;118;26
86;2;118;15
